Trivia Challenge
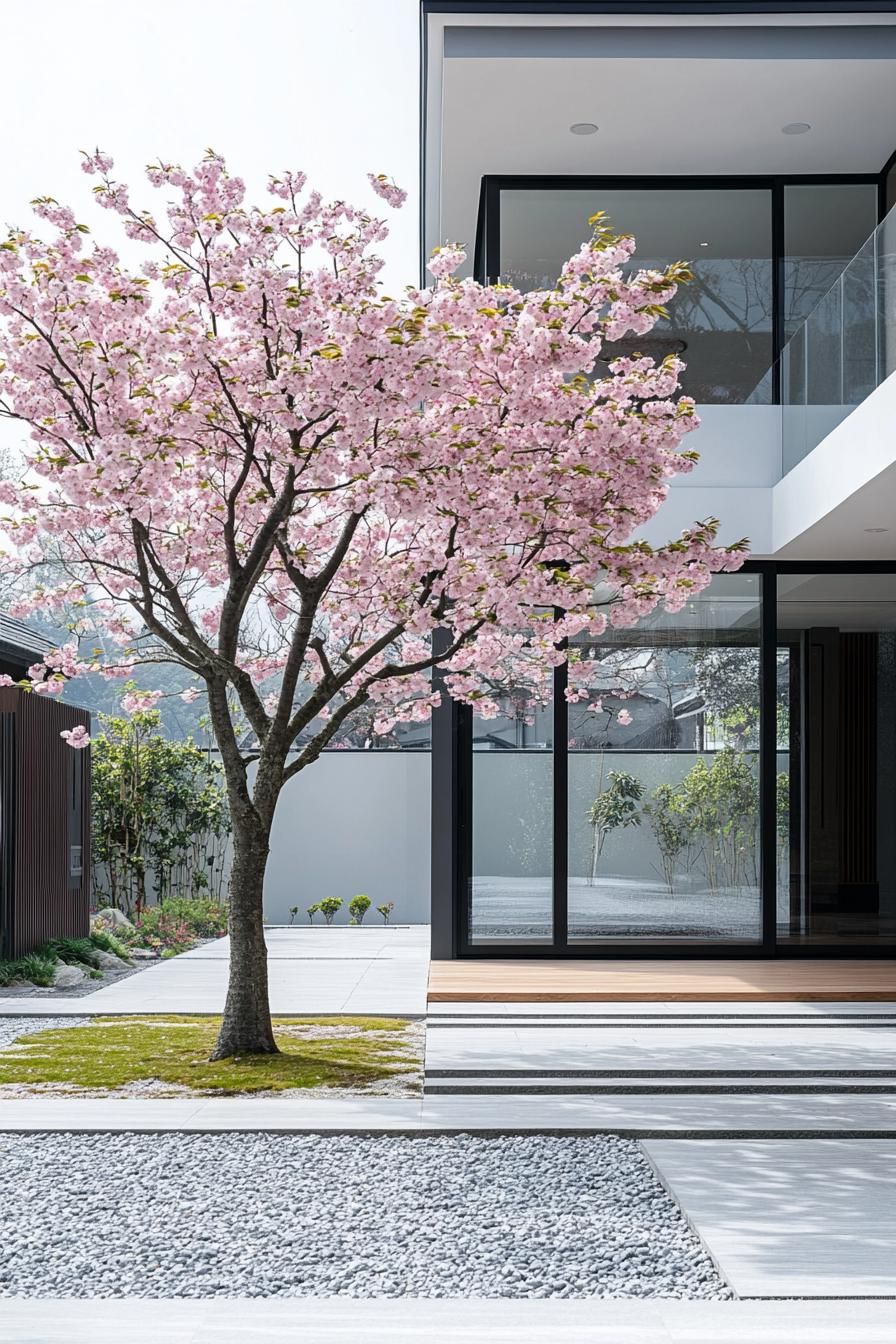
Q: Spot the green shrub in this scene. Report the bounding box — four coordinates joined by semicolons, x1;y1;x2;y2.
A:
135;908;196;955
348;894;371;926
43;937;101;969
17;953;56;987
146;896;227;939
377;901;395;926
318;897;343;926
307;903;320;924
0;960;20;987
89;929;131;961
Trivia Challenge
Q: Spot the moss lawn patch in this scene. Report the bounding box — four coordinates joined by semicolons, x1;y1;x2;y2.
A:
0;1015;421;1097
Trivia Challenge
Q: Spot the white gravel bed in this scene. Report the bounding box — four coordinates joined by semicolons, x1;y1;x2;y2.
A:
0;1133;731;1299
0;1017;86;1049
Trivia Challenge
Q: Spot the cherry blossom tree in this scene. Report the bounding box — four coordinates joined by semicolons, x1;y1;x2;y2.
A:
0;152;745;1058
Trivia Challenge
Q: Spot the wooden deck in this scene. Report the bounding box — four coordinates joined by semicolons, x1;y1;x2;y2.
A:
427;958;896;1002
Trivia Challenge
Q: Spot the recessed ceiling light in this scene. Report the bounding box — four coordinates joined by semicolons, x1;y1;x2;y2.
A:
699;241;710;247
781;122;811;135
865;526;889;533
569;122;599;136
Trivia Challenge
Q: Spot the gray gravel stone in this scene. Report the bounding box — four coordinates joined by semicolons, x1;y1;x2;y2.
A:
0;1133;732;1299
0;1017;86;1050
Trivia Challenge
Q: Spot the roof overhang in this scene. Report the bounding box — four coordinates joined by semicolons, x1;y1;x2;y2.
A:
422;4;896;271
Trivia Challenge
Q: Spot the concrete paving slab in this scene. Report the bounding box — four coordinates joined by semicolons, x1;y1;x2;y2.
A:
424;1022;896;1075
4;1093;896;1133
2;1299;896;1344
645;1139;896;1297
0;926;429;1017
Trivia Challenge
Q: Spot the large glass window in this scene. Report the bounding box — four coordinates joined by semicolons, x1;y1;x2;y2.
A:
469;694;553;945
457;566;896;954
498;186;773;405
566;573;762;944
777;573;896;946
783;184;878;337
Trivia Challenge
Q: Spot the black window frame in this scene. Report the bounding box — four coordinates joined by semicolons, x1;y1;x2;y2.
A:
474;173;881;406
431;559;896;960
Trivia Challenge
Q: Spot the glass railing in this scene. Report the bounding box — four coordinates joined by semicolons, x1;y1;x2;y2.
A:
772;205;896;475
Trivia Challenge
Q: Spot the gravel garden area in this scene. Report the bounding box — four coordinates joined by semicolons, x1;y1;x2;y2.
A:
0;1017;87;1050
0;1132;731;1299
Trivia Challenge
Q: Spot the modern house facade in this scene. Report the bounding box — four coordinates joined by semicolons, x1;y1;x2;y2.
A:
424;1;896;960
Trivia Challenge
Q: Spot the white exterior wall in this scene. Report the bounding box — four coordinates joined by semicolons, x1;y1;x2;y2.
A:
638;405;778;553
262;754;431;926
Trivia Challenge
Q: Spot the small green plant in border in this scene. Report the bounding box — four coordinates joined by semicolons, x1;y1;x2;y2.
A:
307;903;320;924
288;905;299;926
0;931;132;989
377;901;395;925
348;894;371;925
318;897;343;926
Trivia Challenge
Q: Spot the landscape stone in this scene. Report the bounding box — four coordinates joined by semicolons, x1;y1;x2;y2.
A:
93;908;135;931
51;963;85;988
93;949;130;973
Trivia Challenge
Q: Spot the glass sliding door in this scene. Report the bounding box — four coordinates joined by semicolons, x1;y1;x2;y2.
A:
469;695;553;945
456;564;896;955
776;572;896;946
566;573;763;945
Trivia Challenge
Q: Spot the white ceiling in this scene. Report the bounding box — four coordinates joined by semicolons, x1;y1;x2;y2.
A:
437;53;896;260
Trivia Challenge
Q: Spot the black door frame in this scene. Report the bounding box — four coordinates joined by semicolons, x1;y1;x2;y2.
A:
433;559;896;959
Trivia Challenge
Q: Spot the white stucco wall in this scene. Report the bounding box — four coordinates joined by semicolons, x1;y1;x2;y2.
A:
637;404;778;554
262;754;431;926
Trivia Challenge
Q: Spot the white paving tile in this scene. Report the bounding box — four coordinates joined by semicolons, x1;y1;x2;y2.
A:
0;926;429;1017
424;1023;896;1074
4;1092;896;1133
645;1139;896;1297
2;1299;896;1344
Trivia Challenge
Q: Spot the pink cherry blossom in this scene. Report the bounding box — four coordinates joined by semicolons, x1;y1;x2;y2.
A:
367;173;407;209
120;690;162;714
617;709;633;727
0;151;747;1052
60;725;90;749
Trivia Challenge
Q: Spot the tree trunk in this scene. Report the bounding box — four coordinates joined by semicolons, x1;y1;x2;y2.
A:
209;813;278;1060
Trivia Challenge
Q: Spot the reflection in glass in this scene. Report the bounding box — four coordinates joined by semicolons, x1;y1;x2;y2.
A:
783;184;877;337
566;574;763;942
470;695;553;944
777;573;896;945
498;187;773;405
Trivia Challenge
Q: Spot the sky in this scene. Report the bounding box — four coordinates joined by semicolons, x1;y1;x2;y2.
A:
0;0;420;289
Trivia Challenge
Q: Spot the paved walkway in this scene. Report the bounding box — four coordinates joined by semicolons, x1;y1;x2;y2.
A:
0;925;430;1017
646;1139;896;1298
2;1299;895;1343
4;1091;896;1134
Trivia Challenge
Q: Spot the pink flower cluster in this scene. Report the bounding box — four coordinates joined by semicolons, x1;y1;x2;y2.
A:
0;150;745;759
60;725;90;749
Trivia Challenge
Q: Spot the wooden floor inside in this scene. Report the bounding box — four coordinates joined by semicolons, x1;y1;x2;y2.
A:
428;959;896;1002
